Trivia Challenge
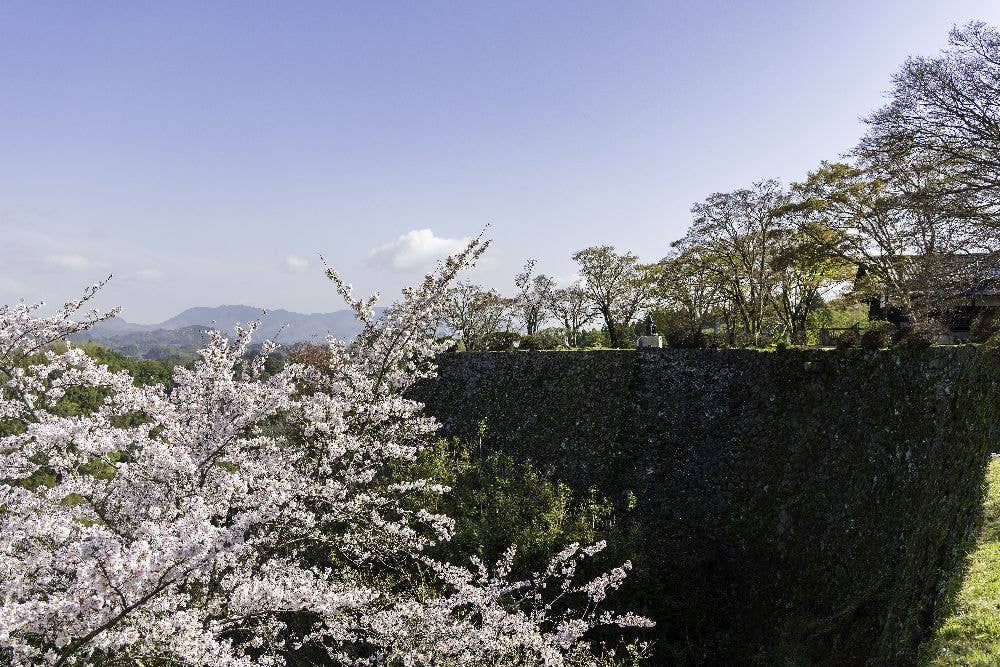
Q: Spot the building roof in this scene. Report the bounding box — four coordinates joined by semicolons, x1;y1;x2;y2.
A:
856;252;1000;296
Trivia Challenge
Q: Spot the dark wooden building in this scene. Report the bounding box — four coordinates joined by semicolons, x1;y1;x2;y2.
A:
866;253;1000;342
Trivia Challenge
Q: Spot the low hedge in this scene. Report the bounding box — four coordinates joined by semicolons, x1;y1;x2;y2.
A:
415;347;1000;665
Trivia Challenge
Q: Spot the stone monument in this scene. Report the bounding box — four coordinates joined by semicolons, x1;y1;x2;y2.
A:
636;313;662;348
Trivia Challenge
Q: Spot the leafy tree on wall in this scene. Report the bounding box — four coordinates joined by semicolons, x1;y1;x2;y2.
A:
442;281;514;351
782;156;993;329
768;224;854;343
830;20;1000;333
676;180;789;347
652;246;728;344
571;246;655;349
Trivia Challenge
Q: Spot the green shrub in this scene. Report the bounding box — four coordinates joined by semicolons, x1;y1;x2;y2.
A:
519;334;542;350
575;329;607;348
664;329;712;349
535;327;568;350
520;330;568;351
485;331;520;351
410;438;616;575
894;321;941;350
614;324;637;349
861;320;894;350
970;307;1000;343
836;329;860;348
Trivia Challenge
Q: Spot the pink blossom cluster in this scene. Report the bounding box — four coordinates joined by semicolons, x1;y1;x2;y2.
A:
0;239;650;666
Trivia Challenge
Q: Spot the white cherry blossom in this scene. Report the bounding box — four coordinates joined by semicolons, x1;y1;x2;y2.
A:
0;239;650;666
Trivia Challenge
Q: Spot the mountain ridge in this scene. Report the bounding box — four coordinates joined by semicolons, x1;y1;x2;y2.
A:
72;304;373;358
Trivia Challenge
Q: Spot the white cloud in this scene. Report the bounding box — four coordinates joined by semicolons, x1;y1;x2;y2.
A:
367;229;470;272
45;253;97;271
285;255;310;274
134;268;164;282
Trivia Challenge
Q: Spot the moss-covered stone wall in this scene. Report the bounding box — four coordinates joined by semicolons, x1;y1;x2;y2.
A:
415;348;1000;665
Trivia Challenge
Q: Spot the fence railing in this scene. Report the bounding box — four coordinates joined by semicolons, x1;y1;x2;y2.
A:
818;324;864;347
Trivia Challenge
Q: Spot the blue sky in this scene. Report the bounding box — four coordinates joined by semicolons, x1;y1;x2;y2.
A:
3;1;1000;322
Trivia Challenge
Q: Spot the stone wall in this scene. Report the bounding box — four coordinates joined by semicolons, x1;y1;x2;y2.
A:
415;347;1000;665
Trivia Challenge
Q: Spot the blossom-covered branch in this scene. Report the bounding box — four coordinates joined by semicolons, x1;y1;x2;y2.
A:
0;239;650;666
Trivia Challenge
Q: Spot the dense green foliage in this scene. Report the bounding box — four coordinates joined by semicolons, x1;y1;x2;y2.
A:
418;348;1000;665
410;437;621;577
69;342;187;386
860;320;894;349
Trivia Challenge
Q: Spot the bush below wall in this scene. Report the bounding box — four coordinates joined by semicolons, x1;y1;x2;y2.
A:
414;348;1000;665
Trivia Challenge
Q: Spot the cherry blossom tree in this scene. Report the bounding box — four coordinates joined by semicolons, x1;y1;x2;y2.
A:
0;239;650;666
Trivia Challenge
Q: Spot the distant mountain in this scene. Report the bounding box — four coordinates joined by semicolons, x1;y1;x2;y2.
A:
81;316;154;337
72;305;372;358
158;305;366;342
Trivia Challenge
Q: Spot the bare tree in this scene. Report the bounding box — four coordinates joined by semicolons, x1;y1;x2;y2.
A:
571;246;655;348
862;21;1000;216
514;259;556;335
548;283;595;347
